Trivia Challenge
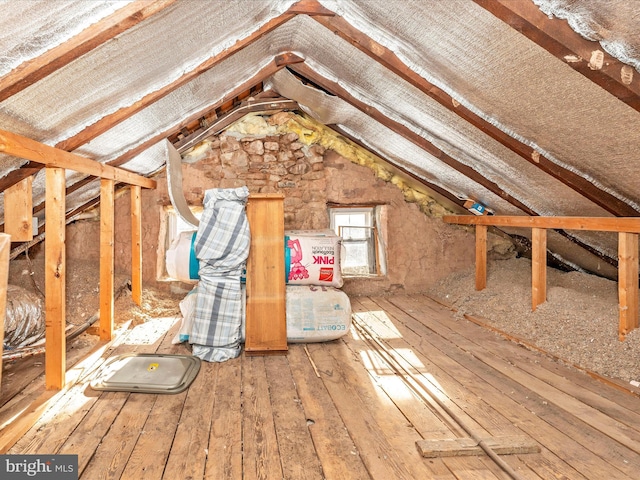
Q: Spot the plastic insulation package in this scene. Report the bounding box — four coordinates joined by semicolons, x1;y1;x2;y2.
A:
285;230;344;288
4;285;46;348
174;285;352;344
241;285;352;343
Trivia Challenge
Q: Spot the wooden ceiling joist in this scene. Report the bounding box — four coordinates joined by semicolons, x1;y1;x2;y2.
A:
0;0;178;103
312;13;640;218
473;0;640;113
0;129;155;188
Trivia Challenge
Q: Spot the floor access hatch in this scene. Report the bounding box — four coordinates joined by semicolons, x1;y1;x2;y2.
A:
90;353;201;394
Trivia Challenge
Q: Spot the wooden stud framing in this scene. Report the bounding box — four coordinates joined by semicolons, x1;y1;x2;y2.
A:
131;185;143;306
475;224;487;291
0;233;10;391
531;227;547;311
100;179;115;341
4;176;33;241
45;168;66;390
618;232;639;340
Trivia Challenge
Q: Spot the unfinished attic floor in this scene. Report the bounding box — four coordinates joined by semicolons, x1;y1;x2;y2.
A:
3;294;640;480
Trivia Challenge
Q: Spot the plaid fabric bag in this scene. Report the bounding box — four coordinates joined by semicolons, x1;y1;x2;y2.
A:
189;187;250;362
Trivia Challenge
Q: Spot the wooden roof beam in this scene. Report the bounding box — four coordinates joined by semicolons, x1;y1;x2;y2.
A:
443;215;640;234
0;0;178;103
312;13;640;217
472;0;640;112
288;63;535;215
56;11;298;152
0;129;155;188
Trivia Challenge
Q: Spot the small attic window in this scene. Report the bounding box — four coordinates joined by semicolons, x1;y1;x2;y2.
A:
330;206;386;277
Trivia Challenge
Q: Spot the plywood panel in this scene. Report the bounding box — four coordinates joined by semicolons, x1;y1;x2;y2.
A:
245;194;287;354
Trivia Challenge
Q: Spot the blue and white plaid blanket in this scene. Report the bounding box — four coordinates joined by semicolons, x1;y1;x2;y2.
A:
189;187;250;362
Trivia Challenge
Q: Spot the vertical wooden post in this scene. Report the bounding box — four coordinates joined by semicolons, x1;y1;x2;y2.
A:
245;194;287;355
618;232;639;340
100;179;115;341
45;167;66;390
0;233;11;392
531;227;547;311
4;176;33;241
130;185;142;306
475;225;487;291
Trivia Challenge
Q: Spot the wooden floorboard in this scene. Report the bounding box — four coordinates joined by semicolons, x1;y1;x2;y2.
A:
3;293;639;479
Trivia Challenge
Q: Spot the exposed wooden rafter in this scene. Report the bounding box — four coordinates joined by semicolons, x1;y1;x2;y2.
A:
312;13;640;217
288;63;535;215
288;64;620;269
55;10;300;153
0;0;178;103
472;0;640;113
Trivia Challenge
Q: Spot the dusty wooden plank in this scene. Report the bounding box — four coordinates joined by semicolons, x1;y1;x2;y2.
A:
245;194;287;354
531;227;547;311
100;179;115;341
476;225;487;291
1;322;127;450
618;232;639;339
118;334;190;480
204;356;242;480
130;185;143;305
0;129;156;188
161;360;217;480
452;307;640;435
4;177;33;241
443;215;640;233
263;354;324;480
79;392;157;480
241;355;284;480
57;319;176;475
416;436;540;458
121;392;186;480
308;339;448;479
365;295;586;480
45;167;66;390
287;344;371;480
351;298;528;479
384;295;637;479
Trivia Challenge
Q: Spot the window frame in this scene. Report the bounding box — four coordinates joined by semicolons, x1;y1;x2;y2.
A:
329;205;386;278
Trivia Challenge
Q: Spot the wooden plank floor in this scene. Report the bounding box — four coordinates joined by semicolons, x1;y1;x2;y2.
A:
5;293;640;479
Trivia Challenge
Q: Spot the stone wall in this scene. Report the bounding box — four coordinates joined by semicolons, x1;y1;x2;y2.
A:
66;126;481;296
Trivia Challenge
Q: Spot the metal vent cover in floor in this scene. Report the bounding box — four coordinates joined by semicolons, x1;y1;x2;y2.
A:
90;353;201;394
